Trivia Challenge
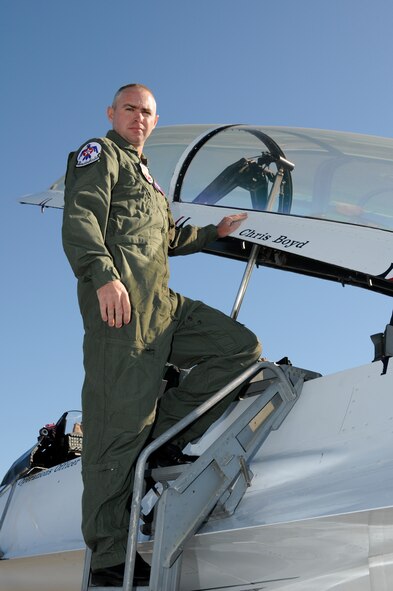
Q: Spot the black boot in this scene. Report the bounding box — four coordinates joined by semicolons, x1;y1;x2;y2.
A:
91;553;150;587
150;442;198;467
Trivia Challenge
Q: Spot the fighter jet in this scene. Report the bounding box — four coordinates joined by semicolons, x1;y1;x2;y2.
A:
1;124;393;591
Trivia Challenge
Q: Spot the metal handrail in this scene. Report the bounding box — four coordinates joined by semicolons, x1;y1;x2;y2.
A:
123;359;293;591
230;243;260;321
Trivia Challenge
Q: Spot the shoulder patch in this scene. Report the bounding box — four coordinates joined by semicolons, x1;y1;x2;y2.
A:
76;142;102;167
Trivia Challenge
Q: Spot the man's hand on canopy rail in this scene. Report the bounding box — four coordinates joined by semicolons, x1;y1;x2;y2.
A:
216;213;248;238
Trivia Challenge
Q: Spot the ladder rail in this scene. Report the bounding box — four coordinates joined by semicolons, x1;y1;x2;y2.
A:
150;380;293;580
123;360;298;591
148;368;312;589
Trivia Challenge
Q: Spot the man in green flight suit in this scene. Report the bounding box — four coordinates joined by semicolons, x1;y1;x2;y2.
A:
62;83;261;587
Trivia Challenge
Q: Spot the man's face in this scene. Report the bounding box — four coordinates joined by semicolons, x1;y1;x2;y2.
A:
107;87;158;153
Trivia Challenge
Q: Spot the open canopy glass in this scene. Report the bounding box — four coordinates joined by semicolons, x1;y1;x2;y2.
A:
164;125;393;233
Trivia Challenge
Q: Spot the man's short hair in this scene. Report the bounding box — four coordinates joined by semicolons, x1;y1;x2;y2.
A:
112;83;155;107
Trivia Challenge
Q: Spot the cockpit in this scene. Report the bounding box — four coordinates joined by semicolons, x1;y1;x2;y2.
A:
170;126;294;215
0;410;83;487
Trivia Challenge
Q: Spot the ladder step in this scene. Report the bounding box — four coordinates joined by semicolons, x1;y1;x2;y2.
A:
149;464;187;482
88;586;148;590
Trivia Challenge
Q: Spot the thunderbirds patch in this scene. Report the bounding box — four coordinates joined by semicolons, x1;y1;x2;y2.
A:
76;142;101;167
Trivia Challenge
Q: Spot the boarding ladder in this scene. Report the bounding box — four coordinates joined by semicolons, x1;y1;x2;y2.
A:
82;360;318;591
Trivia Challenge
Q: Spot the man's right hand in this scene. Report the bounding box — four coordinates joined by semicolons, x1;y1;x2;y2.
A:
96;280;131;328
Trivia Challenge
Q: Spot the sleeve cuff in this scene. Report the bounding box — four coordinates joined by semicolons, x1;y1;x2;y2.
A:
91;267;121;291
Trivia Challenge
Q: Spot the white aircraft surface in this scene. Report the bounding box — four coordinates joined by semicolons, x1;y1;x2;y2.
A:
1;124;393;591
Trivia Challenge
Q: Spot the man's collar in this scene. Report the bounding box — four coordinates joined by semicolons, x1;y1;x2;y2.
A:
106;129;147;162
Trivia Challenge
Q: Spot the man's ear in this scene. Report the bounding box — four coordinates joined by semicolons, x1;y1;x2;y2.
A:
107;106;114;123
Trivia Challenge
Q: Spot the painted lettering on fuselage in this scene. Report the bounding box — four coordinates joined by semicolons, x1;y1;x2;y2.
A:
240;228;309;249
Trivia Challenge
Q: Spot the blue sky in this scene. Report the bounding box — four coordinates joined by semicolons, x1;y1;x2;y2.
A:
1;0;393;480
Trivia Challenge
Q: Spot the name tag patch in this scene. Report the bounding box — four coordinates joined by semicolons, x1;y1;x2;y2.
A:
140;162;153;184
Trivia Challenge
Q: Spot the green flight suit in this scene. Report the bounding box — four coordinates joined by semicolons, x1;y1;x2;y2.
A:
62;129;261;570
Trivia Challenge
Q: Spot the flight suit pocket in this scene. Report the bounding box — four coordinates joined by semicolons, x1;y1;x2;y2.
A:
181;304;246;356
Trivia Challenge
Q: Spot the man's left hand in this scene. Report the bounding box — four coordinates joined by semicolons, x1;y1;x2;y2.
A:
216;213;248;238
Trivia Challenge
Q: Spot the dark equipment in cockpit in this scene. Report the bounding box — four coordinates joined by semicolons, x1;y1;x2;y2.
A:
192;152;294;213
0;411;83;487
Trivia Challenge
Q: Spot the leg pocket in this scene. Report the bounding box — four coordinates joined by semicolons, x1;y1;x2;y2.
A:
81;461;122;548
